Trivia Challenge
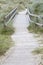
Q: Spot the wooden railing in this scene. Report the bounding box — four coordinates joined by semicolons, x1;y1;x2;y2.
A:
27;9;43;27
4;7;17;25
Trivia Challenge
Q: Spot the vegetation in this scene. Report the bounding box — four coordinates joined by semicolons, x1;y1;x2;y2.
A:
0;0;15;55
27;22;43;34
0;0;43;59
29;2;43;15
32;47;43;54
32;47;43;65
28;1;43;34
0;35;13;55
0;0;33;56
0;0;34;55
0;20;14;35
27;1;43;65
0;22;14;55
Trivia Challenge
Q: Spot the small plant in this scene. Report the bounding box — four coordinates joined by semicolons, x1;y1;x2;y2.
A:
0;35;13;55
0;26;14;35
32;47;43;54
27;22;43;34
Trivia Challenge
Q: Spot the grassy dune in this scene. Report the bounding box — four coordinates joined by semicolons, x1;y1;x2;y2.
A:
0;35;13;55
0;0;15;55
28;1;43;34
27;22;43;34
0;21;14;55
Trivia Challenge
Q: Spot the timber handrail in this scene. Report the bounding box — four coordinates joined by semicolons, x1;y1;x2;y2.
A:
27;9;43;27
4;7;17;25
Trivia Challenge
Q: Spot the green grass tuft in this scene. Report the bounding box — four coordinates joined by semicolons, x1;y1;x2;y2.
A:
0;35;13;55
27;22;43;34
0;21;14;56
32;47;43;54
0;26;14;35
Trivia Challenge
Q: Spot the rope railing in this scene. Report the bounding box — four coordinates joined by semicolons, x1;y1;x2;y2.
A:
4;7;17;25
27;9;43;27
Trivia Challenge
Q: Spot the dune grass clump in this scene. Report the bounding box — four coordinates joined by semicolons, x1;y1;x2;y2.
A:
32;47;43;54
0;23;14;55
0;35;13;55
27;22;43;34
0;21;14;55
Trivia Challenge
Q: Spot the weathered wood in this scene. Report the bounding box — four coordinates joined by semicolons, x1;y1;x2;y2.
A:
30;19;43;27
35;23;43;27
5;11;17;25
4;7;17;25
27;9;43;27
27;9;40;18
5;7;17;19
